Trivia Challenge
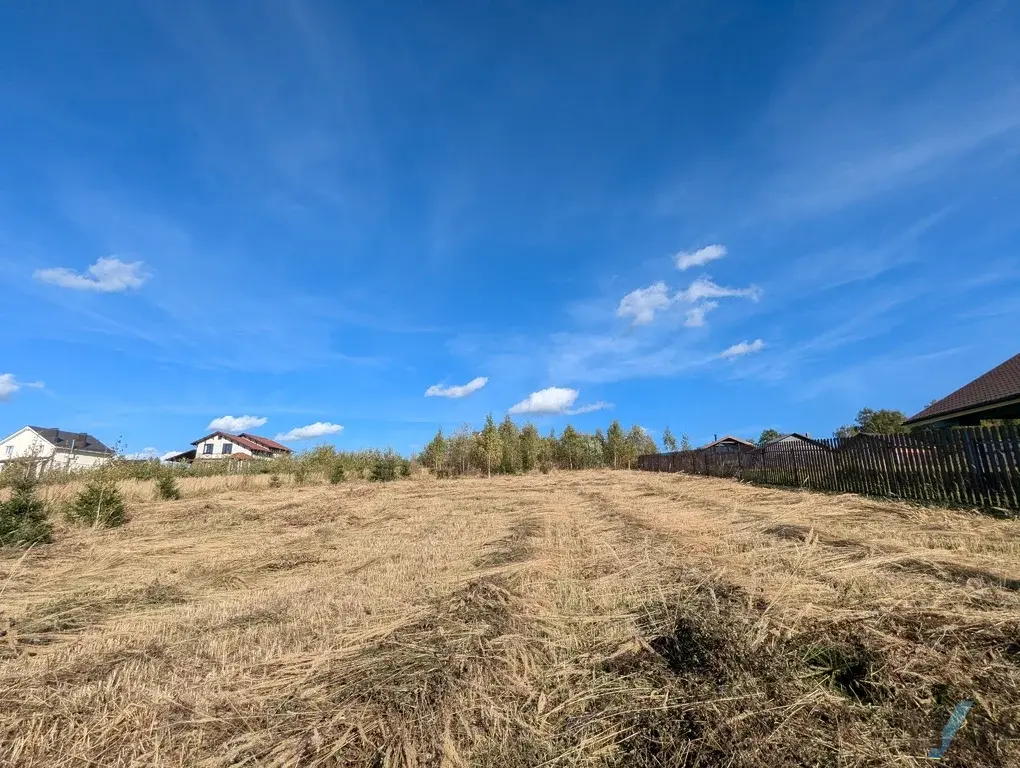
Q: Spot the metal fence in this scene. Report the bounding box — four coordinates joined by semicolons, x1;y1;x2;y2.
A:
636;426;1020;511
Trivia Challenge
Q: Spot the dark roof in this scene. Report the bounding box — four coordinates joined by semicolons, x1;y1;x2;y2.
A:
28;426;113;455
164;449;197;462
699;435;756;450
760;433;830;451
190;431;272;453
905;353;1020;425
239;433;292;453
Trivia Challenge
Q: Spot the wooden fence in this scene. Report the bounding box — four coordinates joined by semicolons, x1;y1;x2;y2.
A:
636;427;1020;511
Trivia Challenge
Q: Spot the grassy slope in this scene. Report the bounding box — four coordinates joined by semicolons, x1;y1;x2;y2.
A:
1;471;1018;766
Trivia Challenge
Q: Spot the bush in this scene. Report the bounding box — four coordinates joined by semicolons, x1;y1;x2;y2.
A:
268;474;282;489
329;462;346;484
293;463;308;485
370;450;408;482
0;469;52;546
155;472;181;501
67;474;126;528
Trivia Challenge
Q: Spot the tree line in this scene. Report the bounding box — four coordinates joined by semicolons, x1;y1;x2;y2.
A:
418;416;686;477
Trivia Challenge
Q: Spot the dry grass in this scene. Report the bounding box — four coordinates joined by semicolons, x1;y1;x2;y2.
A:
2;471;1019;766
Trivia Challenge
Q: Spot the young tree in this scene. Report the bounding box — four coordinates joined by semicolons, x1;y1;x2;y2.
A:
680;433;693;451
498;415;521;474
757;428;782;446
476;413;502;478
605;421;626;468
662;426;678;452
559;424;583;469
625;425;656;468
520;423;541;472
836;408;908;439
421;428;447;473
0;465;52;546
448;423;474;475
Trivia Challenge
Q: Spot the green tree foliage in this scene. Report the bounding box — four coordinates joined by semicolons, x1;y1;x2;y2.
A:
370;449;408;482
680;433;693;451
498;416;521;474
476;414;502;478
661;426;678;452
448;424;475;475
421;429;447;474
0;467;53;547
558;425;584;469
520;423;541;472
757;428;782;446
835;408;908;439
154;471;181;500
67;472;126;528
605;421;626;468
329;461;346;484
624;425;657;468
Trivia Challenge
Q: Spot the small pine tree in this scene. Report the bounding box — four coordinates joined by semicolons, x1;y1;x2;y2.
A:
268;474;283;489
68;473;126;528
0;468;53;546
154;472;181;501
293;463;308;485
662;427;678;452
329;461;346;484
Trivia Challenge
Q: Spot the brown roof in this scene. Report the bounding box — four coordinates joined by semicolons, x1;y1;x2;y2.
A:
904;352;1020;425
239;433;292;453
699;435;756;450
190;431;272;454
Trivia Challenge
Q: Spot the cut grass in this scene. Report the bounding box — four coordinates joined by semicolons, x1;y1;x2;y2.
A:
1;470;1019;766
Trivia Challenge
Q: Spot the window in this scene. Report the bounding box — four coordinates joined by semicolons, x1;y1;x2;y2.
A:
222;443;233;455
203;443;214;455
4;446;12;457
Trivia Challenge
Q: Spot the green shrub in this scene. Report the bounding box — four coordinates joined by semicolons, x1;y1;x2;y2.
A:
154;472;181;501
370;450;406;482
329;462;346;484
0;469;52;546
67;474;126;528
293;463;308;485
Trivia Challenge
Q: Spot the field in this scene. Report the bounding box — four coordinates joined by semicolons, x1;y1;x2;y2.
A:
2;470;1019;766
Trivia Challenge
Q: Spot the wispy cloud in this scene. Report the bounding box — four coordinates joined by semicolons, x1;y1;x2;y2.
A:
684;301;719;328
720;339;765;359
0;373;44;402
676;277;761;304
276;421;343;441
425;376;488;398
34;257;148;292
208;415;268;432
675;244;726;271
122;447;161;460
509;387;579;415
616;281;671;326
567;401;613;415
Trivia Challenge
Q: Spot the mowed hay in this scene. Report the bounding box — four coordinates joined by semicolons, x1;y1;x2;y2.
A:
1;471;1019;766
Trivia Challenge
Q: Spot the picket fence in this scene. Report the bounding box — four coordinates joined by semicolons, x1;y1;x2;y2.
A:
636;427;1020;511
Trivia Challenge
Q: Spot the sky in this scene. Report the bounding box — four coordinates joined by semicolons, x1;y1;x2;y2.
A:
2;0;1020;458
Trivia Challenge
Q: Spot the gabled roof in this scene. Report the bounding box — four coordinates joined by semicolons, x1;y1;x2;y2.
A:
905;352;1020;425
760;433;830;451
26;426;114;455
239;433;292;453
699;435;756;450
190;431;271;453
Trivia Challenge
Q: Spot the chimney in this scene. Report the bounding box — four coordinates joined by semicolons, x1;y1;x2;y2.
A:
714;433;718;441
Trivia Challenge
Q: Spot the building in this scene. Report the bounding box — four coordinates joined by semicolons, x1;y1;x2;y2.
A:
190;431;294;460
0;426;114;474
698;435;756;454
758;433;830;452
904;352;1020;430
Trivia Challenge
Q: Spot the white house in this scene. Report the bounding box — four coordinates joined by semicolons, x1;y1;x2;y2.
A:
0;426;115;474
189;431;293;461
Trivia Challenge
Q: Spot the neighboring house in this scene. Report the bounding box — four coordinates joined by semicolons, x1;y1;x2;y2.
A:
190;432;294;460
0;426;114;474
834;432;935;468
759;433;830;452
164;449;197;464
904;352;1020;430
698;435;756;454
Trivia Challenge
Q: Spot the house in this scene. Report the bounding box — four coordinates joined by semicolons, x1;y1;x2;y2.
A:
759;433;830;452
834;432;935;468
0;426;114;474
698;435;756;454
190;432;293;460
904;352;1020;430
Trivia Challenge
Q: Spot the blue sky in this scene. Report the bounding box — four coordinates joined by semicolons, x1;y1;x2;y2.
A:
2;0;1019;457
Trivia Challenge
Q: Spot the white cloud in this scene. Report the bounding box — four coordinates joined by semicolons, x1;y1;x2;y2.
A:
567;401;613;415
123;447;161;460
675;244;727;271
0;373;44;402
684;301;719;328
425;376;488;398
509;387;579;415
33;256;148;292
720;339;766;359
616;281;671;325
676;277;762;304
208;414;268;432
275;421;344;442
